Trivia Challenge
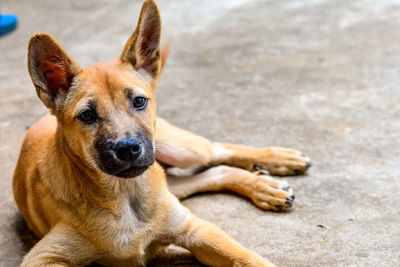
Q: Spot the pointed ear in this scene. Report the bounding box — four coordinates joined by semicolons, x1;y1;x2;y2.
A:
120;0;161;81
28;33;80;109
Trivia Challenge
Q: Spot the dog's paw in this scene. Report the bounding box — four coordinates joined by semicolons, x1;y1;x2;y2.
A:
249;171;295;211
252;147;311;176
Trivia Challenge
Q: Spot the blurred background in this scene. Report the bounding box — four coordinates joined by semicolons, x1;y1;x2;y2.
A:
0;0;399;266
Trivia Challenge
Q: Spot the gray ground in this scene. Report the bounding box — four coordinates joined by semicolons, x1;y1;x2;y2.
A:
1;0;399;266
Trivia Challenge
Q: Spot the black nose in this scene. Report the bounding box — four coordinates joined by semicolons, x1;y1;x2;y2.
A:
115;137;142;162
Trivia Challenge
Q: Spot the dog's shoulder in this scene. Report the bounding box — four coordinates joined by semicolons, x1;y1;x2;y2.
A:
23;113;57;150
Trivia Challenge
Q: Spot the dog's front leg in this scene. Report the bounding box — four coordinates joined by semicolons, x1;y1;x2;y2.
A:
176;215;275;267
20;223;96;267
168;205;275;267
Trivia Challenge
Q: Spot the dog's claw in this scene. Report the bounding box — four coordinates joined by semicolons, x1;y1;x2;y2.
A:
253;163;262;171
275;205;284;211
285;195;295;207
294;170;302;175
282;186;290;191
257;170;270;176
306;161;312;168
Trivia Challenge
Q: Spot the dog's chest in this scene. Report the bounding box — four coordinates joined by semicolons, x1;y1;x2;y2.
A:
85;197;162;261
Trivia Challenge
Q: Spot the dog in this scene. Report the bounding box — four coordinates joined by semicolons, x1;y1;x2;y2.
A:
13;0;311;266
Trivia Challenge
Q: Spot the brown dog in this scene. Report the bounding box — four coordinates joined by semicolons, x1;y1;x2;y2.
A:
13;1;311;266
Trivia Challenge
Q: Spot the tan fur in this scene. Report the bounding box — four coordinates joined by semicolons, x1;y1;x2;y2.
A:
13;1;310;266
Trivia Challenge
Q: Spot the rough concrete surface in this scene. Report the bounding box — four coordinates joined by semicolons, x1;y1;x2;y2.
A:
1;0;399;266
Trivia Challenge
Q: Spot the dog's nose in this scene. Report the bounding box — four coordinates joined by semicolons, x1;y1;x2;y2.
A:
115;137;142;162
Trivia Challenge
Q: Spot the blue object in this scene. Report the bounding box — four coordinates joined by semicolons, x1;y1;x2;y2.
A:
0;13;18;36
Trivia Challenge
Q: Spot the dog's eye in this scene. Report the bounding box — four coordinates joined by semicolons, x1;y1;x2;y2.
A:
132;97;148;109
78;109;97;124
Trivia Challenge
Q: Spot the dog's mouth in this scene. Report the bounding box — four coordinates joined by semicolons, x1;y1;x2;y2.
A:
96;156;154;178
96;151;155;179
113;164;151;178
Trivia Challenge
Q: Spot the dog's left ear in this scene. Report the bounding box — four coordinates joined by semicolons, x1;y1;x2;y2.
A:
121;0;161;83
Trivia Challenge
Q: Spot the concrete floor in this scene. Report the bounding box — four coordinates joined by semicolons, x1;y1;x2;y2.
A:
1;0;399;266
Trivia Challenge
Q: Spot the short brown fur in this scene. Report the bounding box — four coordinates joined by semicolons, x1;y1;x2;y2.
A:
13;1;310;266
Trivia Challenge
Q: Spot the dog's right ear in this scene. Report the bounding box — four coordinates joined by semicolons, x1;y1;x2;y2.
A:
28;33;80;109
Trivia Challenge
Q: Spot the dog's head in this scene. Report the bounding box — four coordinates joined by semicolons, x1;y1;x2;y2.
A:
27;0;162;178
